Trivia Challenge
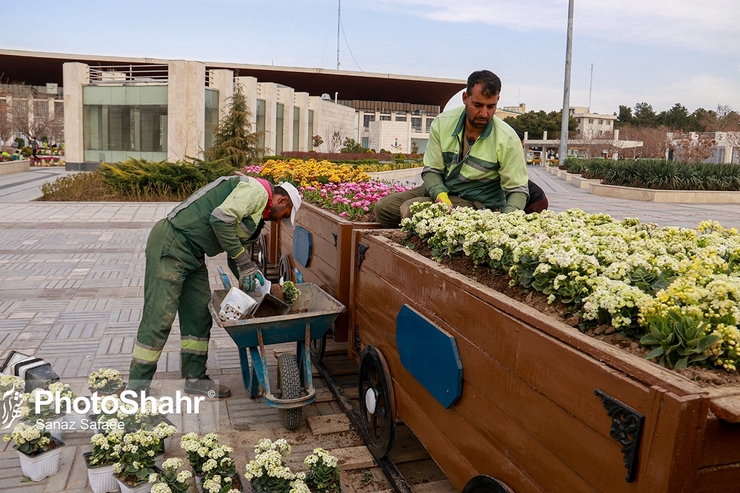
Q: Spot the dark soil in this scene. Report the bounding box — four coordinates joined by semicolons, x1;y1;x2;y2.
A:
270;283;285;302
380;230;740;388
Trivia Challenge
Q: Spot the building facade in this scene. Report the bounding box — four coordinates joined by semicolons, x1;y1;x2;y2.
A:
0;83;64;147
569;106;617;139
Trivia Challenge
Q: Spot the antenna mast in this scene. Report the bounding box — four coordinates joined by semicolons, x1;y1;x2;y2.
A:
336;0;341;70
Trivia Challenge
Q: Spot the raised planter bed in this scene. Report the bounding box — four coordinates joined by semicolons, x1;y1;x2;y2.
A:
0;159;30;175
347;230;740;493
278;202;382;342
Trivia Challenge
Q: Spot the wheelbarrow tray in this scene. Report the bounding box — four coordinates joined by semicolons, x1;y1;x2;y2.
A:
209;283;346;348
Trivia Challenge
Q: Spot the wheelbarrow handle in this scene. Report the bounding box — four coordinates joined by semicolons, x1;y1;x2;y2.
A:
217;266;232;289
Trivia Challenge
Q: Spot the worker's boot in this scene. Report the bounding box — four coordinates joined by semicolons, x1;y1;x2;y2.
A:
184;376;231;398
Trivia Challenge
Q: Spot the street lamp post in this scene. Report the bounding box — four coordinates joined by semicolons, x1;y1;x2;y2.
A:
559;0;575;164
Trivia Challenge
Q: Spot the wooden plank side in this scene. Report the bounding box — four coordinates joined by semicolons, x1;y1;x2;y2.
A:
394;376;544;493
364;234;704;398
636;387;709;493
693;463;740;493
355;278;638;492
699;415;740;467
357;233;653;428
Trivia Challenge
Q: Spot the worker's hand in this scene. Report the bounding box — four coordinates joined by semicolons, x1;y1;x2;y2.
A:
435;192;453;212
233;248;265;292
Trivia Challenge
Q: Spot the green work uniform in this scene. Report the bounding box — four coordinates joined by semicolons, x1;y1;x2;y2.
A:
374;106;529;228
129;176;271;389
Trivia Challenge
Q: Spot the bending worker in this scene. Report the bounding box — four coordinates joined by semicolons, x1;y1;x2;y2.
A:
129;176;301;398
374;70;529;227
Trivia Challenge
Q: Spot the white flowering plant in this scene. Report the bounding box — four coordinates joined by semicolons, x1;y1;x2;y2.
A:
112;425;170;486
87;418;125;466
3;421;53;456
201;443;237;493
149;457;192;493
88;368;125;394
304;448;340;493
245;439;339;493
401;203;740;372
180;432;223;476
20;382;76;420
0;374;24;395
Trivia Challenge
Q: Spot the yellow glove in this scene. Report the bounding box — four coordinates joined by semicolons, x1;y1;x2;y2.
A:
435;192;453;210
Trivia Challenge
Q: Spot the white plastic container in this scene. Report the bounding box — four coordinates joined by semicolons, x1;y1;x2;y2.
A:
219;287;258;321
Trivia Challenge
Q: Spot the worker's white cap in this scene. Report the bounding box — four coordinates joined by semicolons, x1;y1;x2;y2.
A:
278;182;302;228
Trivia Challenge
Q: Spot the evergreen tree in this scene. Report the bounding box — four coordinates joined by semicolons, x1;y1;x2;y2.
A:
204;84;262;167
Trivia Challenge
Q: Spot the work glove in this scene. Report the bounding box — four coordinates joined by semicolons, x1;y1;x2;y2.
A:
435;192;453;211
233;248;265;292
500;191;528;213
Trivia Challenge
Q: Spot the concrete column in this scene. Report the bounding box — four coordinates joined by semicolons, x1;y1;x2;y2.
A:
294;92;310;151
210;69;234;123
63;62;88;169
236;76;258;124
277;86;294;153
257;82;277;155
168;60;205;161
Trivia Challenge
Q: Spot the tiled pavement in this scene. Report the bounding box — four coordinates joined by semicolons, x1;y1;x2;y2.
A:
0;166;739;492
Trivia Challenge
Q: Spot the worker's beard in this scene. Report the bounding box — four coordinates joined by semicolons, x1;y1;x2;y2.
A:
268;202;289;221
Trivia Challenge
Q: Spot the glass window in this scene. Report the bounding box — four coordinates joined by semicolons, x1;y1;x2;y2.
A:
411;117;422;132
380;115;391;121
363;114;375;128
54;101;64;117
395;115;406;122
34;100;48;118
293;107;300;151
425;117;433;133
204;89;219;151
275;103;284;155
307;109;314;149
256;99;266;155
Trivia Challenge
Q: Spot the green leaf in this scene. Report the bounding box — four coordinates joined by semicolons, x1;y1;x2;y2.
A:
645;347;665;360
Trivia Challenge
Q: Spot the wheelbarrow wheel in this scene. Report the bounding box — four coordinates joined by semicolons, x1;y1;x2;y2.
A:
462;475;515;493
358;345;395;458
277;353;303;430
278;254;294;283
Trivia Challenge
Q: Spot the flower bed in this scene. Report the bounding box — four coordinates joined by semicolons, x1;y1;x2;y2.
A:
401;203;740;373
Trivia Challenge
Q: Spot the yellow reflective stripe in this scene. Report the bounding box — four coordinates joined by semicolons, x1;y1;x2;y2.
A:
181;339;209;353
133;344;162;363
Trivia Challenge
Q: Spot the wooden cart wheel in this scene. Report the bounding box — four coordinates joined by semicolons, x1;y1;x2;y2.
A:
256;234;269;273
358;345;396;458
277;353;303;430
278;254;294;283
462;475;515;493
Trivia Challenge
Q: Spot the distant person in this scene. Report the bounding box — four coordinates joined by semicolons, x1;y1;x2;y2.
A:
31;138;39;164
374;70;529;228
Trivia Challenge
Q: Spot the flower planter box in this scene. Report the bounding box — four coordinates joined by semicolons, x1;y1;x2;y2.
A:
279;203;382;342
84;452;119;493
348;230;740;493
15;437;65;482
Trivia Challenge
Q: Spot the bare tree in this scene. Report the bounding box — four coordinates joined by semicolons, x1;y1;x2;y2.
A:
9;85;51;144
323;123;346;153
670;131;717;162
0;99;12;145
619;125;671;159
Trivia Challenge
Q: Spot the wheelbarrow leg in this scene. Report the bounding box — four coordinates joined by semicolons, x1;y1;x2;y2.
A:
239;346;259;398
296;321;314;390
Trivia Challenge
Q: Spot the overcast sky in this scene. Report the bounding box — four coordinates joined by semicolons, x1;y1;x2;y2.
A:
6;0;740;116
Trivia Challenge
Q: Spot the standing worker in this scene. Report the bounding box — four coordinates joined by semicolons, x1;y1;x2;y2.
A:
129;176;301;398
374;70;529;227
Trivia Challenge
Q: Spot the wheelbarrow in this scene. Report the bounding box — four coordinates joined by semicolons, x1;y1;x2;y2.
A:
208;282;345;429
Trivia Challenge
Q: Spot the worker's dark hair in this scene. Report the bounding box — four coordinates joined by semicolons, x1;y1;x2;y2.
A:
467;70;501;97
274;185;293;206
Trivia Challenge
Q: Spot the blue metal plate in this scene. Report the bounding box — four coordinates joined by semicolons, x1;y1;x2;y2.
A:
396;304;462;408
293;226;312;267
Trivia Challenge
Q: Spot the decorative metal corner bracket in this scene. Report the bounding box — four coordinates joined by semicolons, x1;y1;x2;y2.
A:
332;232;338;248
357;243;368;271
595;389;645;483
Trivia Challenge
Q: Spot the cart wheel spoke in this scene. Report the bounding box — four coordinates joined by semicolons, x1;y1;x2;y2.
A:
358;345;395;458
310;334;327;364
277;353;303;430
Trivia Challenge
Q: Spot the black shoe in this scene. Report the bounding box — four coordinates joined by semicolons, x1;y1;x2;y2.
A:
184;376;231;398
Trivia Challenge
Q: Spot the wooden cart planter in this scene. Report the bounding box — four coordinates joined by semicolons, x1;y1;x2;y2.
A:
278;202;382;344
348;230;740;493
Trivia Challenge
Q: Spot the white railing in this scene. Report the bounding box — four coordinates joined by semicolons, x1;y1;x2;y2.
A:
88;65;168;85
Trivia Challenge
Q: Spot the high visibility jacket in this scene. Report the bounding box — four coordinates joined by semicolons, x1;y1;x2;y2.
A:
166;176;271;259
422;106;529;210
